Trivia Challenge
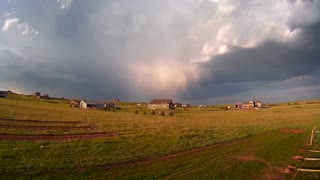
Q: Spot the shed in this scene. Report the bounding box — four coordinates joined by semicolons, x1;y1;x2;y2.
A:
79;101;87;109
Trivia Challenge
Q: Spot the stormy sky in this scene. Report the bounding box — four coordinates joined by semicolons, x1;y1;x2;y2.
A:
1;0;320;104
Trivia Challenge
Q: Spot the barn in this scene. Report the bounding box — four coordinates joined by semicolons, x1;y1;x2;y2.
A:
148;99;174;110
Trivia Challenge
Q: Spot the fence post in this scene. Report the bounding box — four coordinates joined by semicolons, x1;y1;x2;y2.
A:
310;127;315;146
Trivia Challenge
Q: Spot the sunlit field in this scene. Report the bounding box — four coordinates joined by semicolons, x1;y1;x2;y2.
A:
1;93;320;179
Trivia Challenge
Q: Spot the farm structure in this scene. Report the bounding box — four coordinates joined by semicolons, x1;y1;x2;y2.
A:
69;100;80;107
34;92;41;97
79;101;115;110
174;103;182;108
34;92;41;98
148;99;174;110
0;91;8;98
234;101;262;109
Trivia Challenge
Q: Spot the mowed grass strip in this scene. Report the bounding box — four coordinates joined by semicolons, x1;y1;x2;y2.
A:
0;129;309;179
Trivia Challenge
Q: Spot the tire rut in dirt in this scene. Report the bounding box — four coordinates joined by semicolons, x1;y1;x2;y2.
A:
0;118;81;124
0;124;93;131
0;132;116;141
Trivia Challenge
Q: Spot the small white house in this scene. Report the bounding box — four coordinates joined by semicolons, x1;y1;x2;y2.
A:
79;101;87;109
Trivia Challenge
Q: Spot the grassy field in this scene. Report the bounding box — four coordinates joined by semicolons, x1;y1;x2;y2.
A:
1;93;320;179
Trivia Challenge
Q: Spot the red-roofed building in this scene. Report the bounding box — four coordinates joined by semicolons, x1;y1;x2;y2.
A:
148;99;174;110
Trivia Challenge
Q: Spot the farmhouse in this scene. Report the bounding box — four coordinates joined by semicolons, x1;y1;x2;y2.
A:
234;100;263;109
0;91;8;98
69;100;80;107
148;99;174;110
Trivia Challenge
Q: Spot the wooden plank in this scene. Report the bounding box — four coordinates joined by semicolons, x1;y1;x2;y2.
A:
309;150;320;153
310;129;315;146
304;158;320;161
298;168;320;172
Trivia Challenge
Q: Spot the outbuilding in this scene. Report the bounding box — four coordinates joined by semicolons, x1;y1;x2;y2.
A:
79;101;87;109
148;99;174;110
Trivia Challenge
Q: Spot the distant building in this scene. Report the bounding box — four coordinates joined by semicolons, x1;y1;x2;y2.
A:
174;103;182;108
254;101;262;108
79;100;115;110
79;101;87;109
34;92;41;97
182;104;191;108
0;91;8;98
242;101;254;108
234;103;243;109
234;100;262;109
148;99;174;110
86;101;105;109
69;100;80;107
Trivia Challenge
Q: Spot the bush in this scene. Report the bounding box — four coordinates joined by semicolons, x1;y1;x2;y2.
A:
169;112;174;116
151;110;156;115
143;111;147;115
160;111;165;116
135;110;139;114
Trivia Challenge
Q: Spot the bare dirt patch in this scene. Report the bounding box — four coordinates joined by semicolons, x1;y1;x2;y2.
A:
0;132;116;141
234;154;257;161
281;128;306;134
0;124;93;131
0;118;81;124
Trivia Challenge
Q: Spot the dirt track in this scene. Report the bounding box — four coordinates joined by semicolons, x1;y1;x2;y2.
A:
0;132;116;141
0;124;93;131
0;118;81;124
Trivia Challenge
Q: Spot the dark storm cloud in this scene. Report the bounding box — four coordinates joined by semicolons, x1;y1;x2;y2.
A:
181;23;320;103
1;0;320;103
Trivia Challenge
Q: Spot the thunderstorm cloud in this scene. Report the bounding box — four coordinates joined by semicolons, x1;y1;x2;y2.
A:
0;0;320;103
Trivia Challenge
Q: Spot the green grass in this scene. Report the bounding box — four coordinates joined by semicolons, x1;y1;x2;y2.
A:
0;94;320;179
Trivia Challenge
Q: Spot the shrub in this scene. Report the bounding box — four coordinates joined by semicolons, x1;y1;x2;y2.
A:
169;112;174;116
160;111;165;116
135;110;139;114
151;110;156;115
143;111;147;115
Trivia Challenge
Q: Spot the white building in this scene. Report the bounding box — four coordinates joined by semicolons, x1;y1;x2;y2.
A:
79;101;87;109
